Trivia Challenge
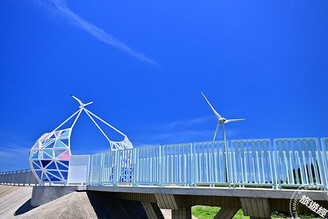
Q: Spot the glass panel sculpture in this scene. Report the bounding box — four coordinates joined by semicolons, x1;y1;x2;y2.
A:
29;128;71;184
29;95;134;185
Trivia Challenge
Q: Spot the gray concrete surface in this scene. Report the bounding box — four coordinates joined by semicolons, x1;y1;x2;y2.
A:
0;185;195;219
172;208;192;219
0;185;33;219
240;198;271;218
142;202;164;219
213;207;239;219
17;192;98;219
161;209;197;219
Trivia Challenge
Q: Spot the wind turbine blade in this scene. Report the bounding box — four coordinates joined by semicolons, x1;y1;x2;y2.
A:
225;119;245;123
70;95;83;106
201;92;221;118
213;122;220;142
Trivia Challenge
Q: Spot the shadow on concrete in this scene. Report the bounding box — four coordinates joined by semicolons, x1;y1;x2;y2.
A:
14;199;36;216
86;191;147;219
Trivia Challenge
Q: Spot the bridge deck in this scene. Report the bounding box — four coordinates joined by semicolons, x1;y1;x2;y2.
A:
85;185;328;201
31;185;328;218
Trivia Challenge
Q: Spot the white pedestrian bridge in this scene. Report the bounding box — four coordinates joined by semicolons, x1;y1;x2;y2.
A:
1;137;328;219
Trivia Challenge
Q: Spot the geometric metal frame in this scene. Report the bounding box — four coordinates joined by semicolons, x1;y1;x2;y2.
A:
29;96;133;184
29;128;71;184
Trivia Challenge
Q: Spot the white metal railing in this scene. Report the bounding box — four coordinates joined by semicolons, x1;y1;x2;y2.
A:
230;139;275;187
1;137;328;190
89;137;328;190
0;169;38;186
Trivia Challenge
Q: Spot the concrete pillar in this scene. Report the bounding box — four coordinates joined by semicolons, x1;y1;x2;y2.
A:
155;194;178;209
172;207;191;219
213;207;239;219
155;194;191;219
240;198;271;219
141;202;164;219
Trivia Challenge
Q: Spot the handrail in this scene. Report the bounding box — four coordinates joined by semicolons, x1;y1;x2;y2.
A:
89;137;328;190
1;137;328;190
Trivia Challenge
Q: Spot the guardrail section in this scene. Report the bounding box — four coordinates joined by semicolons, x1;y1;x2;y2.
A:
274;138;327;188
193;141;228;186
230;139;275;187
0;169;38;186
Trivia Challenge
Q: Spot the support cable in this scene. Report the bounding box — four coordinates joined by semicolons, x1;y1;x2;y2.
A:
84;109;126;137
70;109;83;130
52;109;81;132
83;109;112;143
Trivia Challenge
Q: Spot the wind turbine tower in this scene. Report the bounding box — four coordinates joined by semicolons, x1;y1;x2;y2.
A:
201;92;245;142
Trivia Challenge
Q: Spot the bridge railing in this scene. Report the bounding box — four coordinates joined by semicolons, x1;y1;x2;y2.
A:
192;141;229;186
89;137;328;189
0;169;38;186
1;137;327;189
230;139;275;187
273;138;327;189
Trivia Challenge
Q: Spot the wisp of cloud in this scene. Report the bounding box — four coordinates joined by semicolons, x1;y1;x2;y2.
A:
36;0;159;66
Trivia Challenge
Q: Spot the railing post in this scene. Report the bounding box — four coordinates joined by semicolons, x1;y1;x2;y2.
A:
28;169;31;186
19;170;23;186
269;140;277;190
224;140;231;188
23;169;27;186
89;155;93;185
11;171;14;185
319;138;328;189
229;140;234;187
99;154;104;185
113;150;119;186
132;148;137;186
158;145;163;187
273;139;282;189
190;143;194;187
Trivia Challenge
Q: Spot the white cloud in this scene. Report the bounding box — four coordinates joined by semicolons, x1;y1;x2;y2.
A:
36;0;159;66
132;115;242;146
0;151;13;158
161;116;212;129
0;145;29;158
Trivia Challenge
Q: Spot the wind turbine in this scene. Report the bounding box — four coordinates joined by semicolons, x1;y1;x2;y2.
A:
201;92;245;142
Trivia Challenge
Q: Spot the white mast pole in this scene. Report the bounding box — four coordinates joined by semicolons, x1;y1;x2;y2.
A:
213;123;220;142
222;123;226;142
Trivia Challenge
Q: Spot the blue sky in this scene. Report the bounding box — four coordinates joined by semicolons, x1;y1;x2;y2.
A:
0;0;328;171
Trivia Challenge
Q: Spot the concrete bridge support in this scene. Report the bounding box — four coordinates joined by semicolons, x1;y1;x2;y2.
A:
171;208;192;219
141;202;164;219
213;207;239;219
240;198;271;219
155;194;192;219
